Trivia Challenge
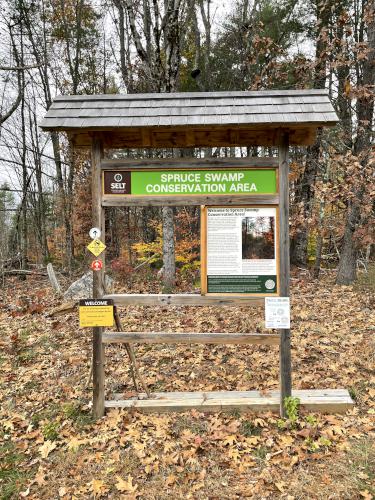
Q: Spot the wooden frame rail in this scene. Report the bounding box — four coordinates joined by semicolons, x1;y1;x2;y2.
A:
103;293;265;307
104;389;354;413
100;157;279;169
102;332;279;345
102;194;279;207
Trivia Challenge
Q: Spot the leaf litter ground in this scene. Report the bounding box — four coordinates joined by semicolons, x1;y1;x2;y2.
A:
0;269;374;499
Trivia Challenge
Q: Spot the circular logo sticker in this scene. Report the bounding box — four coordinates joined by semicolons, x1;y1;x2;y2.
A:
114;173;123;182
265;279;275;290
91;259;103;271
89;227;101;240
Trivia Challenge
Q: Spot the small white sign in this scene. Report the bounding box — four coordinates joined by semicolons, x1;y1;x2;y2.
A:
265;297;290;329
89;227;101;240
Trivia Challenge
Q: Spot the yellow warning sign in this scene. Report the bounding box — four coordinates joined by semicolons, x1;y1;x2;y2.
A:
87;239;106;257
79;299;114;327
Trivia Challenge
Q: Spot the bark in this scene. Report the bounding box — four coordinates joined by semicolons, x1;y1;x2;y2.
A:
162;206;175;290
190;0;201;75
20;90;27;271
291;130;322;266
64;141;76;273
20;0;73;268
336;203;359;284
198;0;211;90
291;0;330;267
29;106;50;260
0;23;23;125
113;0;134;90
313;233;323;279
336;2;375;285
117;0;189;287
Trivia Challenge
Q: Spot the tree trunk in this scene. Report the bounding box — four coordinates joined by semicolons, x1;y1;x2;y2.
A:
20;71;27;272
336;2;374;284
64;143;75;273
162;206;175;290
291;0;330;266
291;132;322;266
336;203;358;284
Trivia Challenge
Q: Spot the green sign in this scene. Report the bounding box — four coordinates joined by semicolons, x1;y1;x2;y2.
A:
207;275;278;294
103;169;277;196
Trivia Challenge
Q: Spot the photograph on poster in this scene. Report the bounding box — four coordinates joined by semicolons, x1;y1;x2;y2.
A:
203;206;279;295
242;215;275;260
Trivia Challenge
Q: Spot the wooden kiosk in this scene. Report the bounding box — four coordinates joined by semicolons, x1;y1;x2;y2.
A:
41;90;353;418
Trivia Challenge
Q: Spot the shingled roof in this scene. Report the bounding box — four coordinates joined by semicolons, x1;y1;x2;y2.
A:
41;89;337;130
40;89;338;147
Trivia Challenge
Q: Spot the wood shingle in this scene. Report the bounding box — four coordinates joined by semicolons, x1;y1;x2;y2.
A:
40;89;338;147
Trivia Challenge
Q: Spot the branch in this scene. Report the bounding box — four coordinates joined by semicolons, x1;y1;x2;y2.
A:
124;0;148;61
0;64;42;71
0;24;24;125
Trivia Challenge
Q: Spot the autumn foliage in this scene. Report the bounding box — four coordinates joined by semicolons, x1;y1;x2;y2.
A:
1;269;374;498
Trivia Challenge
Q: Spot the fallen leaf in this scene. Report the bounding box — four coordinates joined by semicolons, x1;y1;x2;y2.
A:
166;474;177;486
91;479;108;497
275;481;286;492
19;487;30;498
58;486;68;497
67;436;83;452
34;467;46;486
360;491;373;500
115;475;138;493
39;440;57;459
223;434;237;446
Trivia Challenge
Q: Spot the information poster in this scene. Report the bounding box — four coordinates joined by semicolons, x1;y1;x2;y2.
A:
203;206;279;295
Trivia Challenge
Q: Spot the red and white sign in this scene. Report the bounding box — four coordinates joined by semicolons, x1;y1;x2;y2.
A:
91;259;103;271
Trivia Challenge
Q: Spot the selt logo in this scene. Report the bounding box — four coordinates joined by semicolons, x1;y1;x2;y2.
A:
103;171;131;195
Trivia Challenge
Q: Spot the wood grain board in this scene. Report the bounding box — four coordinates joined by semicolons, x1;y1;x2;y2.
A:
102;194;280;207
278;132;292;414
68;126;318;148
102;332;279;345
100;157;279;169
102;293;265;307
91;134;105;418
105;389;354;413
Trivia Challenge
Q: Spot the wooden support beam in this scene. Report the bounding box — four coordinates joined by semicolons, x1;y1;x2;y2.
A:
69;126;319;149
278;130;292;417
100;157;279;169
102;332;279;345
104;389;354;413
141;129;152;147
102;293;265;307
91;133;105;419
185;130;195;146
102;194;279;207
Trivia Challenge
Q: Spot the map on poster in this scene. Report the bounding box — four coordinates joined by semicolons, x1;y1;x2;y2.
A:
205;206;278;294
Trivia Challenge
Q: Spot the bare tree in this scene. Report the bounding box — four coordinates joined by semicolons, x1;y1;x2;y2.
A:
336;1;375;284
113;0;190;288
0;13;25;125
291;0;331;267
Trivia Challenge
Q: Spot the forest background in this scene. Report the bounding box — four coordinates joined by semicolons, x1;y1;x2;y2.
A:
0;0;374;286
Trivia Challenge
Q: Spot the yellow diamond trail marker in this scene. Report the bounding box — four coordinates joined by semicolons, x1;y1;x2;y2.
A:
87;239;106;257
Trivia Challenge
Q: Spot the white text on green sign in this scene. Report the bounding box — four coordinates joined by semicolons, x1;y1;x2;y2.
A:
103;169;277;196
